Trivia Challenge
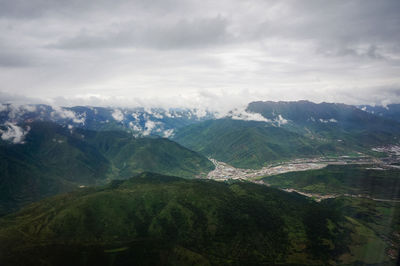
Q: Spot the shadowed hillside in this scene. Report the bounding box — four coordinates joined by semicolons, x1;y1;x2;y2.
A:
0;172;351;266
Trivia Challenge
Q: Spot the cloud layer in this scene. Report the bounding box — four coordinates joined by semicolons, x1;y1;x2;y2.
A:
0;0;399;107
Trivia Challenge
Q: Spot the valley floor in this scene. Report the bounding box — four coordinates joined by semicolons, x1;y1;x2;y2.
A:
206;145;400;202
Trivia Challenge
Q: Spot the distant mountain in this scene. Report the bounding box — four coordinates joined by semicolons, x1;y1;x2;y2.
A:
172;101;400;169
0;172;350;265
358;104;400;123
0;122;213;215
2;100;399;171
173;119;341;169
2;101;399;143
0;104;215;138
247;100;400;132
246;100;400;147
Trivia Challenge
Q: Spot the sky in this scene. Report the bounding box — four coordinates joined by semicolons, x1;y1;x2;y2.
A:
0;0;400;110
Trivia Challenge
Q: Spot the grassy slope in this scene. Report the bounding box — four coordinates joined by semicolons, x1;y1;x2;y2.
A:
0;172;350;266
174;119;342;169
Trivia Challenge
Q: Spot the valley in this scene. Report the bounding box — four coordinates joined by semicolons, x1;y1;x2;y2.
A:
206;146;400;205
206;145;400;181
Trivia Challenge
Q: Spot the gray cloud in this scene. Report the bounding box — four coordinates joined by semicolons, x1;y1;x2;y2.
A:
0;51;33;67
49;17;232;50
0;0;187;19
0;0;399;106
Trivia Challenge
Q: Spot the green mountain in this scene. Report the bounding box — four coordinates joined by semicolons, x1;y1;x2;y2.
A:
247;100;400;146
0;122;213;215
80;129;214;179
0;122;110;215
172;101;400;169
173;119;344;169
0;172;351;266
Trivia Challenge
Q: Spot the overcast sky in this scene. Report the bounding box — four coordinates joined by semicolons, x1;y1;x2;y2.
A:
0;0;399;109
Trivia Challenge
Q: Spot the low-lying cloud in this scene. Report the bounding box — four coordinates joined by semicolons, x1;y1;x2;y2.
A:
0;122;29;144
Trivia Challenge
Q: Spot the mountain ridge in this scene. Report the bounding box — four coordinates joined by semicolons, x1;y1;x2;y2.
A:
0;121;213;215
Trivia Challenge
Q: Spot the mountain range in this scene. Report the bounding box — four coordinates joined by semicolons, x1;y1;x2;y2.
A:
173;101;400;168
1;100;399;213
0;100;399;265
0;121;213;215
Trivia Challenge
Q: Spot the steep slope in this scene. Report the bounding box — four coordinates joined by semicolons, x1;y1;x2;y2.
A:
0;122;110;215
174;119;341;169
0;122;213;215
81;129;214;179
0;172;350;266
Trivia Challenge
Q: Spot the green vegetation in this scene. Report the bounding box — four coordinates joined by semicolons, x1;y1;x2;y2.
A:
0;122;109;215
262;165;400;199
323;197;400;265
0;122;213;215
260;164;400;264
0;172;350;266
174;119;344;169
82;129;214;179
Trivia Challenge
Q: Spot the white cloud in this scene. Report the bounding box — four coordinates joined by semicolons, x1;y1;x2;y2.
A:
128;121;142;132
152;112;164;119
111;109;124;121
20;104;36;113
193;108;207;119
319;118;338;123
228;106;271;122
275;115;288;126
51;106;86;124
0;122;29;144
163;128;175;138
143;120;161;136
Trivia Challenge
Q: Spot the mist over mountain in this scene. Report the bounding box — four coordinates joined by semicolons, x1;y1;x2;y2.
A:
1;100;399;142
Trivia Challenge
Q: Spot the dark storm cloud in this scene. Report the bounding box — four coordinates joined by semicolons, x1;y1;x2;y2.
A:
0;0;399;107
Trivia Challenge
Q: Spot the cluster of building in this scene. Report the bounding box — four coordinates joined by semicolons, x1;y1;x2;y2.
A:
206;145;400;181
